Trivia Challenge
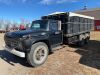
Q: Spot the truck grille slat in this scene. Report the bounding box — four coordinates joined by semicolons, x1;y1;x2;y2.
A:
5;37;19;48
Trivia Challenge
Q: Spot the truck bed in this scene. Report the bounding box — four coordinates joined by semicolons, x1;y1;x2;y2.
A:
42;12;94;37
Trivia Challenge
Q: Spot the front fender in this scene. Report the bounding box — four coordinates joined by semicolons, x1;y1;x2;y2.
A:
22;37;50;52
22;38;32;49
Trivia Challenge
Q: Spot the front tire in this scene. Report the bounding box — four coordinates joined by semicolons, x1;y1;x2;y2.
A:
27;42;49;67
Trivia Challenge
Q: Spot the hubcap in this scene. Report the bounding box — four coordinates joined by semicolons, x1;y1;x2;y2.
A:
36;48;45;61
33;45;48;64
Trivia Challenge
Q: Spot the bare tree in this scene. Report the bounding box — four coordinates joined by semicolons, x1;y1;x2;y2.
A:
20;18;30;30
12;21;19;30
0;19;5;31
5;20;11;31
0;19;2;29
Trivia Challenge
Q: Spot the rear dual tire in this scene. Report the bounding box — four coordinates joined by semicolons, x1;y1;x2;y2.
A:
27;42;49;67
85;37;90;44
78;37;89;47
78;39;85;47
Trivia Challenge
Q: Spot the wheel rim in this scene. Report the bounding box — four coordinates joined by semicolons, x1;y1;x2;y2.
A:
36;48;45;61
33;46;48;64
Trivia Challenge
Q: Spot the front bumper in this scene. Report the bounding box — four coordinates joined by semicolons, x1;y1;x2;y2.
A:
4;45;25;58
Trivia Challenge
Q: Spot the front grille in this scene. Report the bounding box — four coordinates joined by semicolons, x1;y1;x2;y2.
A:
5;37;19;48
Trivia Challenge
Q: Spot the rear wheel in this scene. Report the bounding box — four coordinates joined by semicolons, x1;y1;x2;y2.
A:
85;37;89;44
27;42;49;67
78;39;85;47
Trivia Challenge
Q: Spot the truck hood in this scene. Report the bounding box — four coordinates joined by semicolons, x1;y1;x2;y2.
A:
6;29;46;38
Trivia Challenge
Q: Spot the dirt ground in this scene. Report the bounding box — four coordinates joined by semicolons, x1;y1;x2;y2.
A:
0;31;100;75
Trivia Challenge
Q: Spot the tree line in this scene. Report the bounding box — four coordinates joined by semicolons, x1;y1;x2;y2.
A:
0;19;31;32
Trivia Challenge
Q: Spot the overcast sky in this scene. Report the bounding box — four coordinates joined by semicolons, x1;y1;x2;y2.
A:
0;0;99;22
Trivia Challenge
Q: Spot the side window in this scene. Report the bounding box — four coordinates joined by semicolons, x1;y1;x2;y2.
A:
49;21;58;31
32;23;40;29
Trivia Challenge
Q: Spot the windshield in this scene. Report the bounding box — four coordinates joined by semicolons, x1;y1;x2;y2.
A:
31;20;48;30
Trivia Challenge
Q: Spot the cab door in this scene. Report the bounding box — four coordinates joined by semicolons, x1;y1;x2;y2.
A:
49;20;63;46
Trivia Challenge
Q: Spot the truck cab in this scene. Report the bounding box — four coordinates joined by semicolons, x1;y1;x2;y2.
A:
4;19;63;67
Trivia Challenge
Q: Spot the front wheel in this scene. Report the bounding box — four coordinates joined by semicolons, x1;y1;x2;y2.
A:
27;42;49;67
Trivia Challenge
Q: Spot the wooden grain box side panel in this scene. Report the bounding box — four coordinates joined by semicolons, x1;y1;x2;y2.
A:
42;12;94;37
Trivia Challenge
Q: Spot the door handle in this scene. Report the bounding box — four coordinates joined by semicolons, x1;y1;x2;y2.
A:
55;31;60;34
